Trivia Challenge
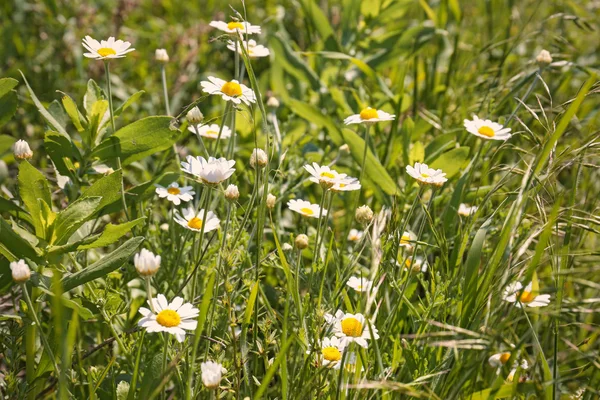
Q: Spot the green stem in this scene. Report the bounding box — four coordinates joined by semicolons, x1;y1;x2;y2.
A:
145;277;155;313
161;333;169;400
161;65;171;116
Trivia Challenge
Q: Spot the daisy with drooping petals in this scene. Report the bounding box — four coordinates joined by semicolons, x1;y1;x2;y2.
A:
346;276;373;293
406;162;448;187
82;36;135;60
458;203;478;217
347;229;363;242
320;337;346;368
330;310;379;348
188;123;232;140
138;294;199;342
489;352;529;380
464;115;512;141
181;156;236;185
503;281;551;308
155;182;194;205
201;361;227;389
287;199;327;218
174;206;220;233
209;20;261;35
331;177;362;192
227;39;270;58
201;77;256;105
343;107;395;125
402;256;428;273
304;163;346;188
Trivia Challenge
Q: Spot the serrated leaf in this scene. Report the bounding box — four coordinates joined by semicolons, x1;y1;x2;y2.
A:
44;131;80;177
52;196;102;245
61;94;85;132
18;161;52;238
80;170;123;212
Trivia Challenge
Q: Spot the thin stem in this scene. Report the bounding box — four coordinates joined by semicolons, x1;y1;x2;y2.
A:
161;333;169;400
505;70;541;126
160;65;171;116
145;277;155;313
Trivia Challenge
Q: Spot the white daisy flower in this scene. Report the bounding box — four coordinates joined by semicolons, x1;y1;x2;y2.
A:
201;361;227;389
181;156;236;185
343;107;395;125
464;115;512;141
331;177;361;192
227;39;270;58
399;231;416;249
188;123;232;140
209;20;261;35
201;77;256;105
13;140;33;160
489;352;529;380
10;259;31;283
330;310;379;348
82;36;135;60
458;203;478;217
134;249;161;277
503;281;551;308
406;162;448;187
402;256;428;273
347;229;363;242
137;294;199;342
346;276;373;293
304;163;347;188
155;182;195;205
287;199;327;218
320;337;346;368
174;206;220;233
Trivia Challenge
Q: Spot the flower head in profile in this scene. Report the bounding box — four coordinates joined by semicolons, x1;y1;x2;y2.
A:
227;39;270;58
304;163;346;188
250;148;268;169
155;48;169;63
155;182;194;205
347;229;363;242
13;140;33;160
458;203;478;217
181;156;236;185
82;36;135;60
503;281;551;308
464;116;512;141
201;361;227;389
331;177;361;192
329;310;379;348
209;20;261;35
489;352;529;381
174;207;220;233
134;249;161;277
201;77;256;105
10;259;31;283
320;337;346;368
138;294;199;342
287;199;327;218
402;256;428;273
188;123;232;140
399;231;416;249
406;162;447;187
346;276;373;293
344;107;395;125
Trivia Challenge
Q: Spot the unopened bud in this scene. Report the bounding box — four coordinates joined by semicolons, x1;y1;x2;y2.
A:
355;205;373;225
295;234;309;250
155;48;169;63
267;97;280;108
250;148;268;169
536;50;552;67
266;193;276;209
187;107;204;124
339;144;350;155
224;184;240;201
13;140;33;161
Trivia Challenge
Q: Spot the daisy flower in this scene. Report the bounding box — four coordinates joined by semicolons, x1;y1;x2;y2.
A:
181;156;236;185
343;107;395;125
227;39;270;58
346;276;373;293
13;140;33;160
10;259;31;283
488;352;529;380
287;199;327;218
304;163;346;188
155;182;194;205
82;36;135;60
406;162;448;186
399;231;416;249
330;310;379;348
331;177;361;192
201;77;256;105
402;256;428;273
458;203;478;217
188;123;232;140
174;206;220;233
347;229;363;242
464;115;512;141
320;337;346;368
134;249;161;277
503;281;551;308
201;361;227;389
138;294;199;342
209;20;261;35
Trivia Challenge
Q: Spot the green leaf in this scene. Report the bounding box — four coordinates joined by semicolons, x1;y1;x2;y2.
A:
84;79;103;116
60;236;144;292
0;134;16;155
60;94;85;132
0;217;42;262
78;218;145;250
297;0;340;50
461;227;486;327
18;161;52;238
429;147;470;178
409;141;425;164
0;90;18;127
113;90;145;117
305;51;377;79
89;100;109;145
269;35;322;91
0;78;19;98
0;197;26;214
91;116;180;166
44;131;80;177
52;197;102;245
80;170;123;212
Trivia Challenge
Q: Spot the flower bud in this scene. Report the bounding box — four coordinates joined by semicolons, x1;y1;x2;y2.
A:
536;49;552;67
250;148;268;169
155;48;169;63
134;249;161;277
355;205;373;225
224;184;240;201
201;361;226;389
339;144;350;155
13;140;33;161
186;107;204;125
295;234;309;250
10;259;31;283
282;243;293;251
116;381;130;400
267;96;280;109
266;193;276;209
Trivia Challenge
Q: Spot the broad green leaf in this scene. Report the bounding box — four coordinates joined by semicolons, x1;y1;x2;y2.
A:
297;0;340;50
80;170;123;212
0;197;26;214
429;146;470;178
18;161;52;238
48;99;68;130
52;197;102;245
0;78;19;98
60;236;143;292
44;131;79;177
0;90;18;127
91;116;180;166
78;217;145;250
409;141;425;164
37;287;94;320
113;90;145;117
84;79;103;116
269;35;322;91
61;94;85;132
0;134;16;155
0;217;42;262
89;100;109;145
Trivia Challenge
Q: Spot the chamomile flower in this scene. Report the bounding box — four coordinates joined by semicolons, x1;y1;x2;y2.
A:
464;115;512;141
134;249;161;277
227;39;270;58
330;310;379;348
304;163;346;188
406;162;448;187
188;123;232;140
155;182;194;205
331;177;361;192
402;256;428;273
174;206;220;233
137;294;199;342
10;259;31;283
13;140;33;160
488;352;529;380
344;107;395;125
181;156;236;185
458;203;478;217
201;361;227;389
503;281;551;308
399;231;416;249
346;276;373;293
201;77;256;105
347;229;363;242
320;337;346;368
82;36;135;60
287;199;327;218
209;20;261;35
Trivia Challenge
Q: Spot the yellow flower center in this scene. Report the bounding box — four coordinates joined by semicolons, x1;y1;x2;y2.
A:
221;81;243;97
421;173;430;178
359;107;379;120
167;187;181;195
519;291;535;303
341;317;363;337
188;217;203;230
400;234;410;245
300;207;314;216
97;47;117;57
206;130;218;137
478;126;495;137
322;347;341;362
338;183;346;188
227;22;245;30
320;172;335;179
499;352;511;364
156;309;181;327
